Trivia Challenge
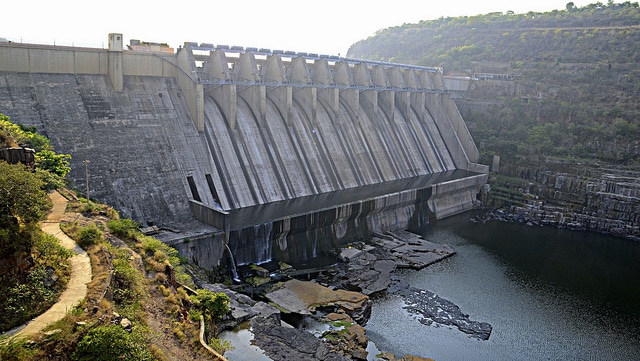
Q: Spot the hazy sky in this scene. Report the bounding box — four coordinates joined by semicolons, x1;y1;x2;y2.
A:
4;0;594;56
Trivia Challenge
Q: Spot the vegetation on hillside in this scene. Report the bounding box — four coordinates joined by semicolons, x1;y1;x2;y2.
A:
1;114;231;359
347;1;640;166
2;195;231;360
0;162;51;259
0;161;74;332
0;113;72;189
0;114;77;331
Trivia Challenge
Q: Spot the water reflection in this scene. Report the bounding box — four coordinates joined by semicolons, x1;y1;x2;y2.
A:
219;324;272;361
366;213;640;360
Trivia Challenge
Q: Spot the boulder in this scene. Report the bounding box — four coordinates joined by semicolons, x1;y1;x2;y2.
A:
250;316;347;361
120;318;132;332
202;283;281;331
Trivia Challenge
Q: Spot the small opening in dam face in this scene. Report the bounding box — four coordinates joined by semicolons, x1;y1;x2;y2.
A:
205;173;221;205
186;176;202;202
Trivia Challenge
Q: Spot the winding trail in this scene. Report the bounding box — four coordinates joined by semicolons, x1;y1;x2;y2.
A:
1;191;92;339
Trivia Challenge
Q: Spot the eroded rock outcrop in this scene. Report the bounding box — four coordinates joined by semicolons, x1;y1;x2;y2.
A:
390;277;493;340
320;231;455;296
250;316;348;361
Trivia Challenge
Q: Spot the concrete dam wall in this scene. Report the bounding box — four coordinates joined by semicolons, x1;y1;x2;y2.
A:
0;39;488;267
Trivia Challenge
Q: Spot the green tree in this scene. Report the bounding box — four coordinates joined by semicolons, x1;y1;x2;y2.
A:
191;289;230;338
0;161;51;259
35;149;71;177
1;113;71;189
191;289;230;322
0;114;51;151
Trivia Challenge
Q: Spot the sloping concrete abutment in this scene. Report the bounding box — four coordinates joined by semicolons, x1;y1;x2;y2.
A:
0;36;488;267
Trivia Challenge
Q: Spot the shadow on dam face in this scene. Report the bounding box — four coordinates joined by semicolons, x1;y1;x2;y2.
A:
187;169;482;267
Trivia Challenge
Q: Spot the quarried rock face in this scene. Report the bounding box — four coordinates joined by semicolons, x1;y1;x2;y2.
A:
0;147;35;168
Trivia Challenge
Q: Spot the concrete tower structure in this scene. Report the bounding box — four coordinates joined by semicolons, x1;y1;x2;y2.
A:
108;33;123;91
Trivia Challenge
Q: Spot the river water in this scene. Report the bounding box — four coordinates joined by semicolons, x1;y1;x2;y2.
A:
366;212;640;360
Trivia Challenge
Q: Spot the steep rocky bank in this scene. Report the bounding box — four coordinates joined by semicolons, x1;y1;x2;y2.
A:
484;159;640;240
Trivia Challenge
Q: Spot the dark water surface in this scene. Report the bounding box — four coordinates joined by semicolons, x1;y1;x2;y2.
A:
366;212;640;361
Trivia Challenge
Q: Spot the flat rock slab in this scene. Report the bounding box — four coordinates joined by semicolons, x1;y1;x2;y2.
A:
372;230;455;269
371;237;405;250
339;247;364;262
265;279;371;324
360;260;396;295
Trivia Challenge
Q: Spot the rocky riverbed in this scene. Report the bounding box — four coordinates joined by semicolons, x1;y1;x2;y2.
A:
208;230;492;360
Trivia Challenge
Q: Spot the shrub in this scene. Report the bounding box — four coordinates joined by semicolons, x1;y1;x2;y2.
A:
190;289;230;322
188;308;202;322
107;219;140;240
154;272;168;284
71;325;153;361
33;232;74;266
77;224;102;248
209;337;235;354
0;337;37;361
172;324;186;343
140;236;164;254
112;250;141;306
1;267;57;331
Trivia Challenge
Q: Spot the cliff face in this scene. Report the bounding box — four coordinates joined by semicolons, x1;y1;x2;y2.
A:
493;160;640;239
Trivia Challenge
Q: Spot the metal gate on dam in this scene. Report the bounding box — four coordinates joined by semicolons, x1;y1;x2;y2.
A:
0;35;488;268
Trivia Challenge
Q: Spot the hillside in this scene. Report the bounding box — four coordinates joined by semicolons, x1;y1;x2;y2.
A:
0;192;227;361
347;1;640;166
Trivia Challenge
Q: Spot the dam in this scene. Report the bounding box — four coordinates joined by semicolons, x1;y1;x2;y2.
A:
0;34;488;267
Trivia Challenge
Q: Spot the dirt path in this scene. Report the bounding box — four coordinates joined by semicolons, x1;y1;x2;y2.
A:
2;191;92;339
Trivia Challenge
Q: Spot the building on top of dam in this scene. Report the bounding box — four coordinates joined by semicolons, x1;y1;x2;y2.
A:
0;34;488;267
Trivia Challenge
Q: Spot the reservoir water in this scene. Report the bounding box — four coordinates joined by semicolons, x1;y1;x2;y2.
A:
366;212;640;360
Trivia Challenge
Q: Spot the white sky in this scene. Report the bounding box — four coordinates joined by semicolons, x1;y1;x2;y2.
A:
3;0;594;56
